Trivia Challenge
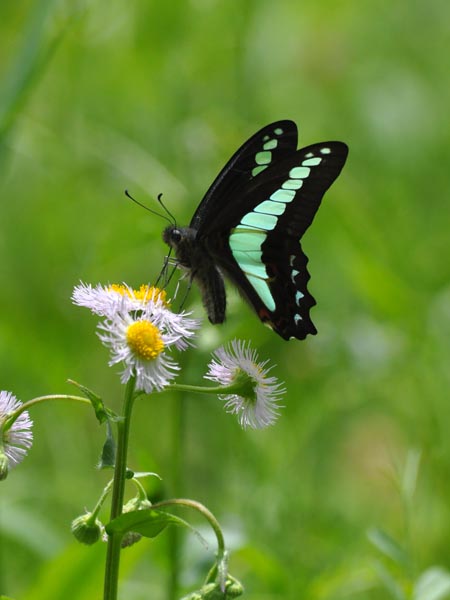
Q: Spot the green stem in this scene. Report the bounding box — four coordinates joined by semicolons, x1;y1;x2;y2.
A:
103;376;137;600
3;395;90;429
167;393;186;600
131;477;148;501
152;498;226;559
169;382;244;395
91;479;114;521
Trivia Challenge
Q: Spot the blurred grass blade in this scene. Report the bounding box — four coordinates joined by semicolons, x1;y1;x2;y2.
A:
373;560;407;600
368;527;409;567
402;448;422;503
0;0;63;146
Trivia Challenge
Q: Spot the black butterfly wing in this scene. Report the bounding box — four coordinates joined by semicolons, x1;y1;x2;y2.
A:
204;141;349;340
191;120;298;232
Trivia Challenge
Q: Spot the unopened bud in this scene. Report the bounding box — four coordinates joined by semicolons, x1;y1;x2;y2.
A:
71;513;103;545
0;452;10;481
123;497;152;513
180;575;244;599
224;574;244;597
121;531;142;548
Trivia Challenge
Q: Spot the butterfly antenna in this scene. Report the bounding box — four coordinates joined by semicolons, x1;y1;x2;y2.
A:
125;189;173;225
157;193;177;226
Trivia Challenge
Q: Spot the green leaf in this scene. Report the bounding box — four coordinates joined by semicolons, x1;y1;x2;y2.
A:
98;422;116;469
106;509;190;539
368;527;409;567
413;567;450;600
133;471;162;480
67;380;110;424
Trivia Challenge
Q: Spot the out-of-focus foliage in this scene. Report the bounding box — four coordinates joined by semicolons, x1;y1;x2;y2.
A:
1;1;449;599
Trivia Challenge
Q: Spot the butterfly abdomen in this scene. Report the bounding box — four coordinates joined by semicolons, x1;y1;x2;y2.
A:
193;265;226;324
163;225;226;324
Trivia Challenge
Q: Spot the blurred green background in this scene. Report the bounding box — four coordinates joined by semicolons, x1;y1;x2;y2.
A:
1;1;449;599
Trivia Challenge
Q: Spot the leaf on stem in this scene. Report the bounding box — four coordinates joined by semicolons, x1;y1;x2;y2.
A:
67;379;112;424
98;422;116;469
106;509;208;546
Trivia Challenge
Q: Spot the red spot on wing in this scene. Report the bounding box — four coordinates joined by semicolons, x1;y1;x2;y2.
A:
258;307;272;322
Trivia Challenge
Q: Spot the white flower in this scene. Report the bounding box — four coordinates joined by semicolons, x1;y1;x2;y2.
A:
72;283;200;351
205;340;285;429
0;391;33;471
97;299;198;393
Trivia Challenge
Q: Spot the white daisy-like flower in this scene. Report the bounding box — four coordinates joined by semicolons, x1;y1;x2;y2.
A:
98;300;198;393
0;391;33;472
205;340;285;429
72;282;200;351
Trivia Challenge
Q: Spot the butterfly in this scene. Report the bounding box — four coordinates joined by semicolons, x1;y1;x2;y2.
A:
162;120;348;340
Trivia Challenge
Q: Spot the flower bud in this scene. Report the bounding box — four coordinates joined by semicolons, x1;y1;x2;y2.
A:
224;575;244;597
180;575;243;599
180;584;214;600
120;531;142;548
123;497;152;513
71;513;103;545
0;452;9;481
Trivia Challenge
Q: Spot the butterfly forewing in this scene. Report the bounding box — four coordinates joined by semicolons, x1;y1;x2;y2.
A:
191;120;298;232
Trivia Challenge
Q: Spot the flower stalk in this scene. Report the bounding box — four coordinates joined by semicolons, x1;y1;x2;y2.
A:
2;394;90;429
152;498;226;561
170;381;254;396
103;376;138;600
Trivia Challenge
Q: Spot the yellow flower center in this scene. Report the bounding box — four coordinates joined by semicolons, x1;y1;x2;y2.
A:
126;320;165;360
136;285;168;306
109;284;169;306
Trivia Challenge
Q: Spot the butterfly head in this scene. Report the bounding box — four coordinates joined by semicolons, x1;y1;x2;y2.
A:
162;225;200;269
163;225;182;246
163;225;197;246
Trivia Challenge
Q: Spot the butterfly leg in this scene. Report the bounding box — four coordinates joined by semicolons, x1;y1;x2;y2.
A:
154;253;171;288
178;275;194;312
